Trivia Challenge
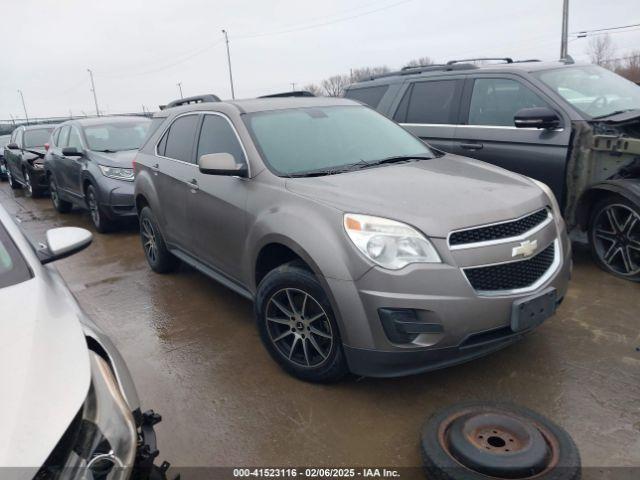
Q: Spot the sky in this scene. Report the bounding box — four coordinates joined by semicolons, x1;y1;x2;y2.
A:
2;0;640;120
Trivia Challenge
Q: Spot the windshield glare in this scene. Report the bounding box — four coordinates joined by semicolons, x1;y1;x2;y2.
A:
24;128;53;148
535;65;640;118
247;106;433;176
84;120;151;151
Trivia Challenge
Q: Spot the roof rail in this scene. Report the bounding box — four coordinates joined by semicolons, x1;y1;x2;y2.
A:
513;59;542;63
446;57;514;65
259;90;315;98
160;94;221;110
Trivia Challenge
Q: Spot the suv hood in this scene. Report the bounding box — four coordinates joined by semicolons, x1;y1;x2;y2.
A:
0;274;90;471
87;149;137;168
285;154;547;238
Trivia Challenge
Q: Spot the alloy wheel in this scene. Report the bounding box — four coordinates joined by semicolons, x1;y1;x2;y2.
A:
592;204;640;276
50;179;60;208
88;191;100;227
265;288;334;368
141;218;158;264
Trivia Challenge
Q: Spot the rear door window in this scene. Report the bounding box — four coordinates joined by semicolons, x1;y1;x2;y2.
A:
395;80;462;124
468;78;550;126
0;223;32;289
162;115;200;163
344;86;389;108
196;114;245;164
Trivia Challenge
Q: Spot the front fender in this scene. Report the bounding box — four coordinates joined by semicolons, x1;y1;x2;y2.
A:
575;178;640;229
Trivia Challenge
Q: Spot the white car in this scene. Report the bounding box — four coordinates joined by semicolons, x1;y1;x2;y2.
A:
0;204;171;479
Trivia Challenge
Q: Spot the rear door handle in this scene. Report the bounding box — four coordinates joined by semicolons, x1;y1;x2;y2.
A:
459;142;484;150
150;163;159;175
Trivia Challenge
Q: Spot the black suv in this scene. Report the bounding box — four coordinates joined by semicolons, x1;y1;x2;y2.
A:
3;124;56;197
44;116;151;232
345;58;640;281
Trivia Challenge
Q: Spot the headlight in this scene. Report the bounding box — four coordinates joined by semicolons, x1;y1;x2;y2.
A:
530;178;564;228
99;165;134;182
344;213;441;269
37;352;137;479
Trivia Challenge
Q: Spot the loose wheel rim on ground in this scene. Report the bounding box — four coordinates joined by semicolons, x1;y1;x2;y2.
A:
265;287;334;368
592;203;640;276
434;407;561;479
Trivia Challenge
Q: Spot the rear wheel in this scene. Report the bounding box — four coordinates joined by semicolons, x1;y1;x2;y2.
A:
86;184;115;233
139;206;179;273
589;195;640;282
255;263;348;383
49;176;73;213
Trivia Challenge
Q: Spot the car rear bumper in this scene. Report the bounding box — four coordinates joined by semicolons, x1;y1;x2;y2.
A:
326;230;572;378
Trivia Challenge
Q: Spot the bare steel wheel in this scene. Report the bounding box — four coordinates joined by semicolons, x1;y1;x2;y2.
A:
265;288;334;368
255;262;348;382
589;197;640;281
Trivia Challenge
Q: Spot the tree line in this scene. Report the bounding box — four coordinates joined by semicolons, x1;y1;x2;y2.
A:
587;34;640;84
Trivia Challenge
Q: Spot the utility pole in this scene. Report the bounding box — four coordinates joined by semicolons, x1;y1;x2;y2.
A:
177;82;184;99
87;68;100;116
18;90;29;124
222;29;236;99
291;82;296;91
560;0;569;59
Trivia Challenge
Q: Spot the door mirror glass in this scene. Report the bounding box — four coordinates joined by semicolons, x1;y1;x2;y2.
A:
514;107;561;129
199;153;247;177
38;227;93;264
62;146;83;157
7;143;18;150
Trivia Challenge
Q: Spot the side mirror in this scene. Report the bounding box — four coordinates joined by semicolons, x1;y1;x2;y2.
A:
199;153;248;177
514;107;561;130
7;143;18;150
62;146;83;157
38;227;92;264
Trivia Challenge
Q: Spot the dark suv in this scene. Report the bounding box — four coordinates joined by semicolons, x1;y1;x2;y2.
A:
3;124;56;197
345;59;640;281
134;96;570;382
44;116;151;232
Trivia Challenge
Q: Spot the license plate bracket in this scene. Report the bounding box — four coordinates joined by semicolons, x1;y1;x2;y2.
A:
511;287;557;332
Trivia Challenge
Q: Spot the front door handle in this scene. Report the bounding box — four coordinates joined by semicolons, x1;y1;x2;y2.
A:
188;179;199;192
150;163;160;175
459;142;484;150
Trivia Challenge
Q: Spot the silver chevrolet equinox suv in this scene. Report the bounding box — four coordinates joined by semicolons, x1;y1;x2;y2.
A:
133;95;571;382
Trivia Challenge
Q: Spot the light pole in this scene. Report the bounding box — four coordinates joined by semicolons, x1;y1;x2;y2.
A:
177;82;184;99
222;29;236;99
87;68;100;116
18;90;29;124
560;0;569;59
291;82;296;91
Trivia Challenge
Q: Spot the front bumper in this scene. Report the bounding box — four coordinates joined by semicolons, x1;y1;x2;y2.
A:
328;230;572;378
27;164;49;189
96;177;137;219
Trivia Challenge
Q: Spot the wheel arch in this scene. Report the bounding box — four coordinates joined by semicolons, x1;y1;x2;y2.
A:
575;179;640;230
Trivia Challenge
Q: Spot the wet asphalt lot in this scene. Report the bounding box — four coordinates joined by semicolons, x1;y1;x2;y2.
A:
1;182;639;471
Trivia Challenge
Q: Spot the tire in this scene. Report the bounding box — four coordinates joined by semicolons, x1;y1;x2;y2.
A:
7;169;21;190
255;263;348;383
23;169;44;198
49;176;72;213
139;206;180;273
86;184;115;233
421;402;581;480
588;194;640;282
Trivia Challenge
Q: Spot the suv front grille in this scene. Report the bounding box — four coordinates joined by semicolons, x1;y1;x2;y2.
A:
464;242;556;293
450;208;549;246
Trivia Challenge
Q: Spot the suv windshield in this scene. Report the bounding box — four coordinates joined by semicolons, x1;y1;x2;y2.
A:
23;128;54;148
246;106;433;176
84;119;151;152
535;65;640;118
0;223;32;289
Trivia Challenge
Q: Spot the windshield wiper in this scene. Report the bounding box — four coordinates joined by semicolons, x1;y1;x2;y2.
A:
592;109;639;120
365;154;433;167
93;149;119;153
288;156;431;178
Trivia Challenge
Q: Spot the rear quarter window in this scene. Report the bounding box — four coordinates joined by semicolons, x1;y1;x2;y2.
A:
344;85;389;108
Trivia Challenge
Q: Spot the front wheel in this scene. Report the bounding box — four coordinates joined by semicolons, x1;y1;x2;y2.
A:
589;195;640;282
86;184;115;233
255;263;348;383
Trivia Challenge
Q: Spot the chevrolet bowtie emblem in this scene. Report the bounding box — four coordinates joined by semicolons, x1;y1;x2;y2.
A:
512;239;538;258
